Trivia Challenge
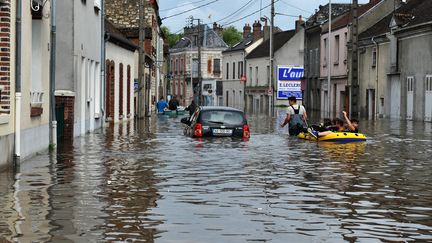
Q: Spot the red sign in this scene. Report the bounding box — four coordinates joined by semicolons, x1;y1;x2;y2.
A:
240;75;247;82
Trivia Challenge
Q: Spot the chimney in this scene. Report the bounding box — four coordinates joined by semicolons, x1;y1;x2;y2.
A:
295;15;304;33
263;19;270;41
252;20;262;41
243;23;251;38
213;22;223;38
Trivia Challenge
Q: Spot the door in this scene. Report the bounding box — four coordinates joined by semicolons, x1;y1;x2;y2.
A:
390;76;400;118
366;89;376;119
406;77;414;120
425;75;432;122
56;105;65;141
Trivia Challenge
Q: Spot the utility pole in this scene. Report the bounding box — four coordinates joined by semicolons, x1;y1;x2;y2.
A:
270;0;275;115
138;0;145;118
144;0;151;117
197;19;202;106
350;0;359;118
327;0;332;118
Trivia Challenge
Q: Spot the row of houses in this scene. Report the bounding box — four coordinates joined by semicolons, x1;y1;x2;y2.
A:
0;0;168;171
168;0;431;122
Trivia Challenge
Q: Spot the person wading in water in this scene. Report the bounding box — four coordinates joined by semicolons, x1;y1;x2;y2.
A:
280;96;308;136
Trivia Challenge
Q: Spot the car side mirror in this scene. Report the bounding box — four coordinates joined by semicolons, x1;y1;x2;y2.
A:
180;117;190;125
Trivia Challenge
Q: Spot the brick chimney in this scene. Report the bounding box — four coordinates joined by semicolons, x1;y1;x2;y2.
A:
295;15;304;33
213;22;223;38
243;23;251;38
252;21;262;41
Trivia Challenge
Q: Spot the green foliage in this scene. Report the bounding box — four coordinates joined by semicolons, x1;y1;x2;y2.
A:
161;26;183;48
222;26;242;47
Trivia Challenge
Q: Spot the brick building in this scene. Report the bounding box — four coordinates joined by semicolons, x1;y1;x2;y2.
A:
106;0;165;115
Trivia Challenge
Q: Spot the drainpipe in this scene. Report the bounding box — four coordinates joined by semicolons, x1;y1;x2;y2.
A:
49;0;57;147
372;36;379;119
14;0;22;163
100;0;106;121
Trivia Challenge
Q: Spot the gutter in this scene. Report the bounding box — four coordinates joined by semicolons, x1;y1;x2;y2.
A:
49;0;57;147
372;36;379;119
394;20;432;34
14;0;22;163
100;0;106;120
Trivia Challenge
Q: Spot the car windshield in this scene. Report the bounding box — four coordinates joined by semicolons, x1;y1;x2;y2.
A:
200;110;244;126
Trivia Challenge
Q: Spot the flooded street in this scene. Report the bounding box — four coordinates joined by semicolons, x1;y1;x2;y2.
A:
1;110;432;242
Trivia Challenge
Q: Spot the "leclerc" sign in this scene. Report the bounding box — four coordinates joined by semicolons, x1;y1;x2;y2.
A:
277;66;304;100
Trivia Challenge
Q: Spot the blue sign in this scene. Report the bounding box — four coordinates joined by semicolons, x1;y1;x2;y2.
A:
278;66;304;81
277;66;304;100
134;79;139;91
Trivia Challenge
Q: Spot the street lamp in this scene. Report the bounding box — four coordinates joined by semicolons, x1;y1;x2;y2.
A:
181;37;193;105
260;15;273;115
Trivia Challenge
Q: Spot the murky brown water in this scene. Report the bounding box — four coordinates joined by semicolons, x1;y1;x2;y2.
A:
1;109;432;242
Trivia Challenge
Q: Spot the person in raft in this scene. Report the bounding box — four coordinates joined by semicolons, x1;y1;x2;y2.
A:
308;111;359;138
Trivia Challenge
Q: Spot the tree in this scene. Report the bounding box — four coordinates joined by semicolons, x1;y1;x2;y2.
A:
161;26;183;48
222;26;242;47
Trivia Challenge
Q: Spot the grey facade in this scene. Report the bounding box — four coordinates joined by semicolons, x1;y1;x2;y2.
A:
55;0;103;139
358;0;432;121
304;4;351;112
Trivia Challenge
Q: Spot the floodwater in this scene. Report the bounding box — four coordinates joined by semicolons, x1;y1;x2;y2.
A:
1;109;432;242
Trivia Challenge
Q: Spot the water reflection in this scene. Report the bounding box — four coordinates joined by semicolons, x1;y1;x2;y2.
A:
0;110;431;242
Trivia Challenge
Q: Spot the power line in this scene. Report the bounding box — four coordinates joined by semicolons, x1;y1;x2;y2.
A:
160;0;209;12
161;0;220;20
222;0;280;27
215;0;255;24
279;0;313;14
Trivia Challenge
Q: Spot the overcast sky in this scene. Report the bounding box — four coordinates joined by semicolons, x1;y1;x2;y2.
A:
160;0;369;33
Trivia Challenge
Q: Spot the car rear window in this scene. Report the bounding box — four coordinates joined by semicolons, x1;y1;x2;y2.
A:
200;110;245;126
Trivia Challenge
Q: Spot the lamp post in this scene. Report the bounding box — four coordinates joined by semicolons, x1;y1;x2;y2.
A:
181;37;193;106
327;0;332;118
260;15;273;116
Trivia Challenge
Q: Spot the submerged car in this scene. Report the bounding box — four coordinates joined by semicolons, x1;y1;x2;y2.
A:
180;106;250;139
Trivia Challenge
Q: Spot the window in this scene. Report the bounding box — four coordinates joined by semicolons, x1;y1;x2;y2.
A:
249;67;253;83
207;58;212;74
407;77;414;92
175;59;178;74
213;58;221;75
180;58;184;74
323;38;327;66
226;62;230;79
238;61;243;79
119;63;124;118
266;65;270;84
255;66;258;85
334;35;340;65
372;47;377;67
426;75;432;92
232;62;236;80
127;65;131;115
344;32;348;63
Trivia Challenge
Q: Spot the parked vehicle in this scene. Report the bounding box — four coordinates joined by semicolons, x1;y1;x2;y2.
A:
180;106;250;139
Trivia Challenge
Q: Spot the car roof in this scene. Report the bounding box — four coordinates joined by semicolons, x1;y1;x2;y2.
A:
199;106;244;112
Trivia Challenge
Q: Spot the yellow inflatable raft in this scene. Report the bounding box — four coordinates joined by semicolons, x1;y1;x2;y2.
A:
298;132;367;143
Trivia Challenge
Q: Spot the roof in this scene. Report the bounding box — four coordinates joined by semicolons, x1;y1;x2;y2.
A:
246;30;296;59
171;25;228;50
322;1;381;33
305;3;351;29
359;0;432;41
222;34;255;53
105;19;138;51
393;0;432;28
